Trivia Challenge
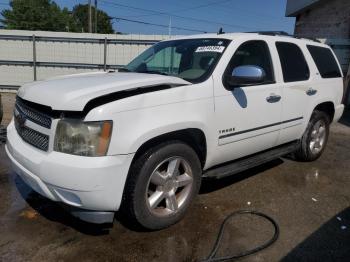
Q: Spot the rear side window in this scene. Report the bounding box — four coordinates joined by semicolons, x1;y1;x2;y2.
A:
276;42;310;82
307;45;342;78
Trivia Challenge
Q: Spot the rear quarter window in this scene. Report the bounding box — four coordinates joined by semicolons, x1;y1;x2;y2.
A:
307;45;342;78
276;42;310;83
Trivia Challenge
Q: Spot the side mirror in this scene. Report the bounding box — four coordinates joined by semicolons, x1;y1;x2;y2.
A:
225;65;266;89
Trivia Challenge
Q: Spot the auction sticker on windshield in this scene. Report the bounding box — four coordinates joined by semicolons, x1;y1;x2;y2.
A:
195;46;225;53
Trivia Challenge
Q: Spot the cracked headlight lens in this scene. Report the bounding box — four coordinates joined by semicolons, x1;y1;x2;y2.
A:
54;120;112;156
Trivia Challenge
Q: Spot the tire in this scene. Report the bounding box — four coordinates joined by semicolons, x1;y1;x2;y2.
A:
120;141;202;230
294;110;330;162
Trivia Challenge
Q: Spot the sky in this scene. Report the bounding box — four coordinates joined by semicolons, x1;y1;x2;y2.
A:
0;0;296;35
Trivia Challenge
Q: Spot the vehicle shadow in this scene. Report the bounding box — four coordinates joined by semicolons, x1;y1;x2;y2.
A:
14;158;285;234
232;87;248;108
281;207;350;261
200;158;284;194
14;175;112;236
339;106;350;127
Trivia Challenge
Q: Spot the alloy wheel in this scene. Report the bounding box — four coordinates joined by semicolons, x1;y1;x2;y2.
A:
146;157;194;217
309;119;327;154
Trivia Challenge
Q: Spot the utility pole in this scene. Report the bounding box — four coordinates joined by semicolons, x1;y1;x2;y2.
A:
168;17;172;38
94;0;98;33
88;0;92;33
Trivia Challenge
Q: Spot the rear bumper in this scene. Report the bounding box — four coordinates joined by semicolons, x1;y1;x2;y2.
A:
6;121;134;219
334;104;345;123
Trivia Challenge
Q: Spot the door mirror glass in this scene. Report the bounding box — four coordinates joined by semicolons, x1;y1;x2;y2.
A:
226;65;266;88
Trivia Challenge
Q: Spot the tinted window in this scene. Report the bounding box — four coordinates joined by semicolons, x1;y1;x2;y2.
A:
227;40;274;83
276;42;310;82
307;45;342;78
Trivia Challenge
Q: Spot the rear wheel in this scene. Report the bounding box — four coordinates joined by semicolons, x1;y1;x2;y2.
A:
295;110;330;161
121;141;201;230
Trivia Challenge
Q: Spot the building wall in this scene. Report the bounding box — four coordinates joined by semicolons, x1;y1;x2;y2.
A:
294;0;350;39
286;0;320;16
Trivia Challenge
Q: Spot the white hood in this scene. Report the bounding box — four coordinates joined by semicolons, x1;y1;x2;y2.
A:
17;72;190;111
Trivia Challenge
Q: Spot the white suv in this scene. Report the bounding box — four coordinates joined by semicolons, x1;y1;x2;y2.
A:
6;32;345;229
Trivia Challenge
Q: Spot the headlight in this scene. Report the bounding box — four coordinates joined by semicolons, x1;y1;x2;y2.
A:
54;120;112;157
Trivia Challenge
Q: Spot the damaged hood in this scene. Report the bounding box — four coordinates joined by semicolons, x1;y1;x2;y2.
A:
17;71;190;111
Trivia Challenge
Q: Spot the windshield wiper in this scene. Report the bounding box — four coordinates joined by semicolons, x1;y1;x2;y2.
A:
118;67;131;72
119;68;169;76
139;70;169;76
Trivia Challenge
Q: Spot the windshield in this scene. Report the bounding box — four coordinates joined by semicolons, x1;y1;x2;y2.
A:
123;38;231;83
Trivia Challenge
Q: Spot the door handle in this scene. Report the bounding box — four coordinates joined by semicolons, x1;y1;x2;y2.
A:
306;88;317;96
266;94;281;103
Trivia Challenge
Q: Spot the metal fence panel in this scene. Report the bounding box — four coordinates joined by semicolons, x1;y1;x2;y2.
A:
0;29;169;88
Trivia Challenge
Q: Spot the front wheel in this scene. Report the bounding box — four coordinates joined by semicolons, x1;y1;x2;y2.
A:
120;141;202;230
295;110;330;162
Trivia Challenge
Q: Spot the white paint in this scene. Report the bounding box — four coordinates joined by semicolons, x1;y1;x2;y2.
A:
18;72;190;110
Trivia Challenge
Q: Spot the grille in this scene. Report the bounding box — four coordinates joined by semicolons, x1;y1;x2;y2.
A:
15;120;49;151
14;97;51;151
15;98;52;129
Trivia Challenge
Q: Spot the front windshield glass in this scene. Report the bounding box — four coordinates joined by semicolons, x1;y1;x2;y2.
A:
123;38;231;83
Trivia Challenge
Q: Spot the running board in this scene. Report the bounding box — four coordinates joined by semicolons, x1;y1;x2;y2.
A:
202;141;300;179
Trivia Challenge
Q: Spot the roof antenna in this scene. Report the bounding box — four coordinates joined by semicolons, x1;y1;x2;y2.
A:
217;27;224;35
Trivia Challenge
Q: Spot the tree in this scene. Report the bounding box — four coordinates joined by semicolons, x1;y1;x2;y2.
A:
1;0;69;31
71;4;114;34
0;1;114;33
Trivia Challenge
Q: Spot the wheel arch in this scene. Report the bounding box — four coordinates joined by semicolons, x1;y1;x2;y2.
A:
313;101;335;122
131;128;207;169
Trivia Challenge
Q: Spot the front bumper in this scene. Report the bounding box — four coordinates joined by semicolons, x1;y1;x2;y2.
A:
6;121;134;222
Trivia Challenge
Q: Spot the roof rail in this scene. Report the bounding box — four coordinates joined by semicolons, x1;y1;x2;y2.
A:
247;31;321;43
298;36;321;43
249;31;291;36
